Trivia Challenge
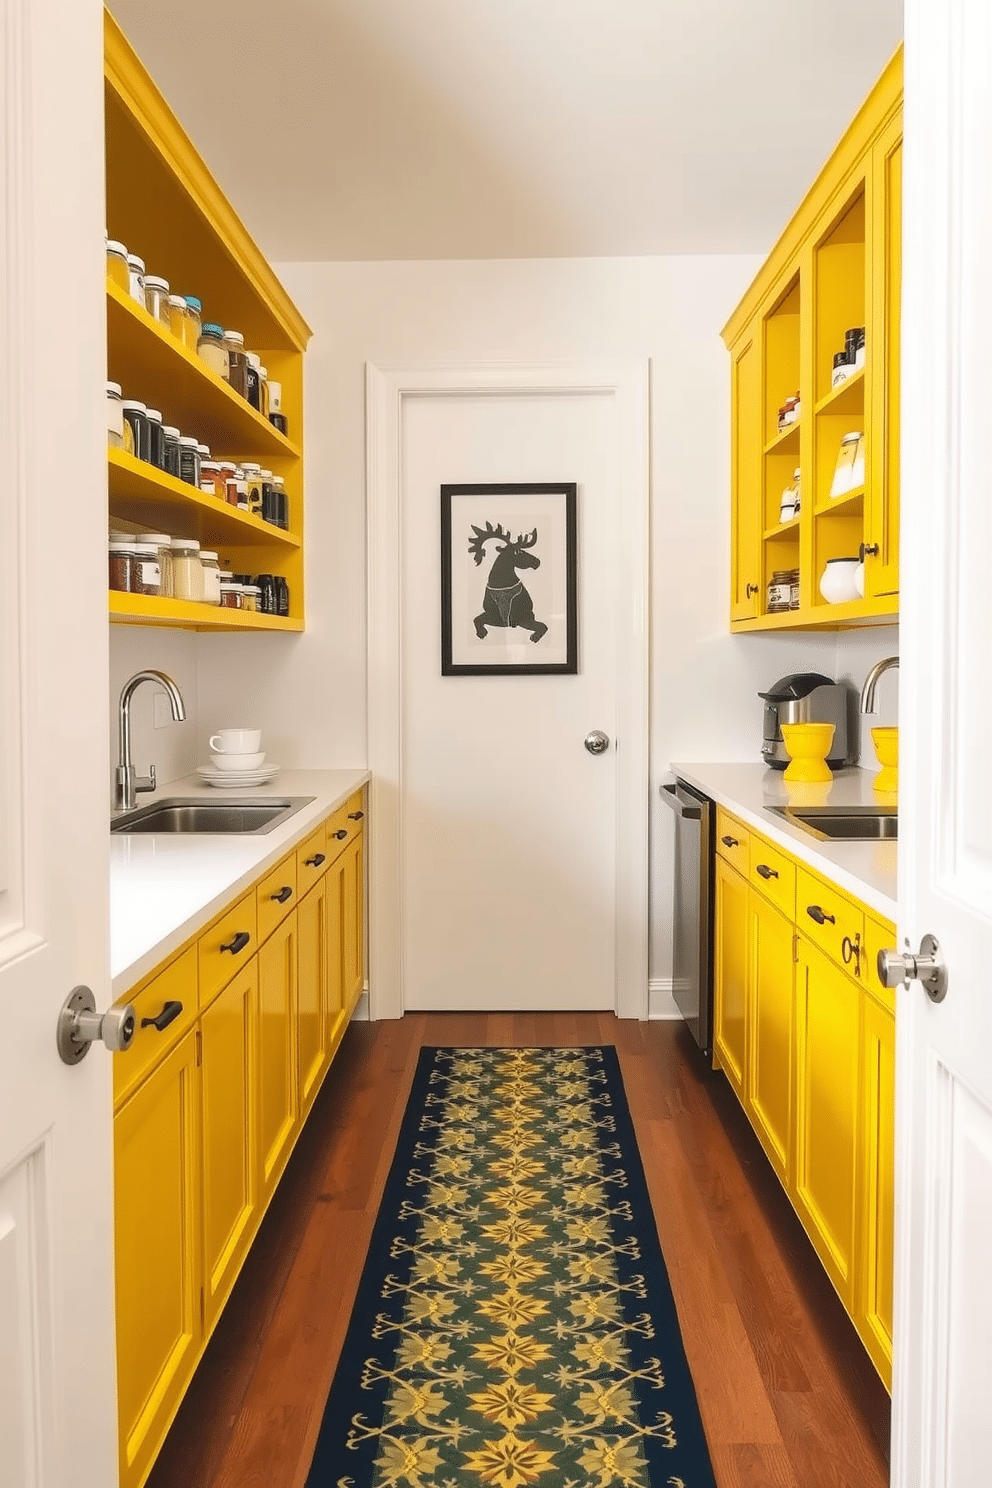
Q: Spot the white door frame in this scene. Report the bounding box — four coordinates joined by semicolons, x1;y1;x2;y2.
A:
365;361;650;1021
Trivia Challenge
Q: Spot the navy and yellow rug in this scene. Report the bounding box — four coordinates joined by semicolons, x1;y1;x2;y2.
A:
306;1047;717;1487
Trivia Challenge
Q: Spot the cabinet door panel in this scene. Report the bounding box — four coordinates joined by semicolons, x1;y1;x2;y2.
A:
714;856;749;1102
730;328;762;620
200;960;257;1334
858;993;895;1386
325;847;347;1043
865;108;902;598
257;911;298;1200
115;1032;200;1488
794;938;860;1304
748;894;794;1185
342;832;365;1012
297;874;329;1116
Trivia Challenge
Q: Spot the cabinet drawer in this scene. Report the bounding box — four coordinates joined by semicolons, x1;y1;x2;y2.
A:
749;834;796;919
797;867;865;977
257;854;298;945
324;797;365;865
198;892;258;1006
297;824;331;891
114;947;198;1108
716;809;750;874
863;912;897;1012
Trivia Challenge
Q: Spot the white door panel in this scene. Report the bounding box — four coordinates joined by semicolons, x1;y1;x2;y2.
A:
893;2;992;1483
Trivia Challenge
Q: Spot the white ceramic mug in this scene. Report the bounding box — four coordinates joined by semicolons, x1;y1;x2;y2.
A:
209;728;261;754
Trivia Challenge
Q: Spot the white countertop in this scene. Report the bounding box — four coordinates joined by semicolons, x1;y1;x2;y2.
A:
669;762;898;921
110;768;370;997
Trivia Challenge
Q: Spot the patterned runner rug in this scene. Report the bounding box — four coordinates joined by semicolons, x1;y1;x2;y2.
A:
306;1046;717;1487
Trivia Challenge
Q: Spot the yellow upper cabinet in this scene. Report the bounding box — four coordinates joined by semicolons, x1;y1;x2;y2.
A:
722;50;902;631
104;11;311;633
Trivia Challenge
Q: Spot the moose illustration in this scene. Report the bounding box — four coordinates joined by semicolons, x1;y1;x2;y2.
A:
468;521;548;643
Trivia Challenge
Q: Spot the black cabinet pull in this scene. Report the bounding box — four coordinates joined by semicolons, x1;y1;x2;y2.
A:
721;834;739;848
305;853;326;868
842;935;862;972
746;583;759;598
756;863;779;880
332;829;348;841
221;931;251;955
141;1000;183;1032
348;810;364;821
860;541;880;560
806;905;836;926
270;886;293;903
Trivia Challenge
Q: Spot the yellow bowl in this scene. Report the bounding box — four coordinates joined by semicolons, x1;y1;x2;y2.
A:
780;722;835;783
871;726;898;793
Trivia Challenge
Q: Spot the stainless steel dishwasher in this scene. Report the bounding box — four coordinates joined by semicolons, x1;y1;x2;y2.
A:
659;778;714;1057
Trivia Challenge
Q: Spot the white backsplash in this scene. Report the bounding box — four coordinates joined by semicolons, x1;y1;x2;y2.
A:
109;627;200;796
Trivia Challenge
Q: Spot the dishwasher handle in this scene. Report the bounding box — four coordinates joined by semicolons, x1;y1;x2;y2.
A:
659;781;703;820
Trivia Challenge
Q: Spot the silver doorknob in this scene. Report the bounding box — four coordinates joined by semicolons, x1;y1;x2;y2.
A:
878;933;948;1003
56;986;136;1065
584;730;610;755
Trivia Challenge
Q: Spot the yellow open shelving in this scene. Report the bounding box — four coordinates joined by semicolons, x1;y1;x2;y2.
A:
104;9;311;634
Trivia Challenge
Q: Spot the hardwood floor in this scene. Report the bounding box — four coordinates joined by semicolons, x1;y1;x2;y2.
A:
146;1014;890;1488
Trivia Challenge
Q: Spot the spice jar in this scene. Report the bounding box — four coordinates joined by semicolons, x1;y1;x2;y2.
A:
184;296;203;343
276;576;290;617
170;539;203;601
830;432;863;499
242;463;263;513
199;462;226;501
200;551;221;605
121;400;150;463
245;352;261;411
197;323;229;378
242;584;261;614
144;275;171;326
145;408;165;470
110;541;160;596
106;382;126;450
233;467;249;509
223;331;249;397
219;581;242;610
162;425;180;479
218;462;238;506
272;475;288;530
178;435;201;486
106;240;130;291
137;534;173;598
778;468;801;524
845;327;866;371
256;574;277;614
127;253;146;305
168;294;192;345
196;441;210;464
832;350;854;387
257;366;270;422
767;568;798;615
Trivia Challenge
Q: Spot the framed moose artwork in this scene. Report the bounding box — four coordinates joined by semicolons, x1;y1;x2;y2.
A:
440;483;578;676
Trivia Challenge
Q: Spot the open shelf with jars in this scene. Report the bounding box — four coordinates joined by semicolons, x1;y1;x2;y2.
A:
722;48;901;631
104;11;311;631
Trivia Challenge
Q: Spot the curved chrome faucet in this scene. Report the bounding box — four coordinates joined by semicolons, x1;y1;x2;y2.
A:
860;655;899;714
115;670;186;811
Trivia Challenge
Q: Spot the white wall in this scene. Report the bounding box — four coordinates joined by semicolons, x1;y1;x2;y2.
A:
194;254;900;993
109;628;200;795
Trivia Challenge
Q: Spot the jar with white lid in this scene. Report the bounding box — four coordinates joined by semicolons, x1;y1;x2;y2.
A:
162;425;180;479
242;584;261;613
184;296;203;343
242;462;263;513
144;275;171;326
106;382;127;451
197;323;229;378
830;431;864;499
145;408;165;470
127;253;145;305
200;551;221;605
178;436;200;487
168;294;192;346
138;534;173;598
121;400;150;463
219;461;239;506
219;581;243;610
106;240;129;291
131;542;161;595
170;539;203;601
223;330;249;398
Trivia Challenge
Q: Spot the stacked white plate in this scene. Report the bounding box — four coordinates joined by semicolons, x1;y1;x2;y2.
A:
196;763;281;788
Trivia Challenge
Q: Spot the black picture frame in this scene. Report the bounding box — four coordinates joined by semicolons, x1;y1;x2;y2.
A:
440;482;578;676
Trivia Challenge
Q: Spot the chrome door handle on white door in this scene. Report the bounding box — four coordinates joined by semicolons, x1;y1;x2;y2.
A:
56;986;136;1065
584;731;610;755
878;933;948;1003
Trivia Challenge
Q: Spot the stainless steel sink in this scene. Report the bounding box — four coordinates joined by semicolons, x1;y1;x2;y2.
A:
111;797;315;835
770;805;898;840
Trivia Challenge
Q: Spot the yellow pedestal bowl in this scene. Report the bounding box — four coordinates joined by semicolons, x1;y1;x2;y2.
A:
871;726;898;793
780;722;836;783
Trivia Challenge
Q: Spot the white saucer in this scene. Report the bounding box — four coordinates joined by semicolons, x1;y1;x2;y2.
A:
196;763;281;788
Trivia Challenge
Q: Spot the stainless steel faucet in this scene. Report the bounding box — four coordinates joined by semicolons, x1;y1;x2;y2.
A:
115;670;186;811
860;655;899;713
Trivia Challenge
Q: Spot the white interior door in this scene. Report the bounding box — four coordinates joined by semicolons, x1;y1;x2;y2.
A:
367;363;649;1018
892;3;992;1484
0;2;118;1485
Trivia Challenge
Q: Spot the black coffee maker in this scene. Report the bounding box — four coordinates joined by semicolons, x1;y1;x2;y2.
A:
759;672;853;769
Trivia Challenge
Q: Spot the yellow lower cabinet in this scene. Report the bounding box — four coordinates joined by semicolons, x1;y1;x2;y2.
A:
794;937;861;1306
747;891;794;1186
114;1030;200;1488
257;909;299;1203
342;831;365;1012
297;873;329;1119
200;959;258;1336
714;855;749;1100
856;989;895;1387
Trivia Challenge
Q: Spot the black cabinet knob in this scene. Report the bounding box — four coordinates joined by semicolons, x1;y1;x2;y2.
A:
806;905;836;926
756;863;779;880
332;829;348;841
721;834;739;848
348;810;364;821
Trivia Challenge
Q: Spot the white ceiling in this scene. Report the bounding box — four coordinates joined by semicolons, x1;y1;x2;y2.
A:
108;0;903;263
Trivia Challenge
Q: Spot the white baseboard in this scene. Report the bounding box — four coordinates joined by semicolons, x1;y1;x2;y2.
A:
648;979;681;1020
351;988;370;1022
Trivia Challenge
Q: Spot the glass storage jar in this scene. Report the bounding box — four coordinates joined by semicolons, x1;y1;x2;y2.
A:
108;542;139;594
197;323;229;378
178;436;201;486
145;408;165;470
106;382;126;450
184;296;203;343
767;569;797;614
219;462;239;505
830;431;864;499
168;294;191;345
200;551;221;605
121;400;150;463
272;475;288;529
144;276;171;326
106;240;130;291
245;352;261;411
199;462;226;501
126;254;145;305
170;539;203;601
137;534;172;598
219;581;242;610
223;331;249;397
241;584;261;613
162;425;180;479
242;463;263;513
